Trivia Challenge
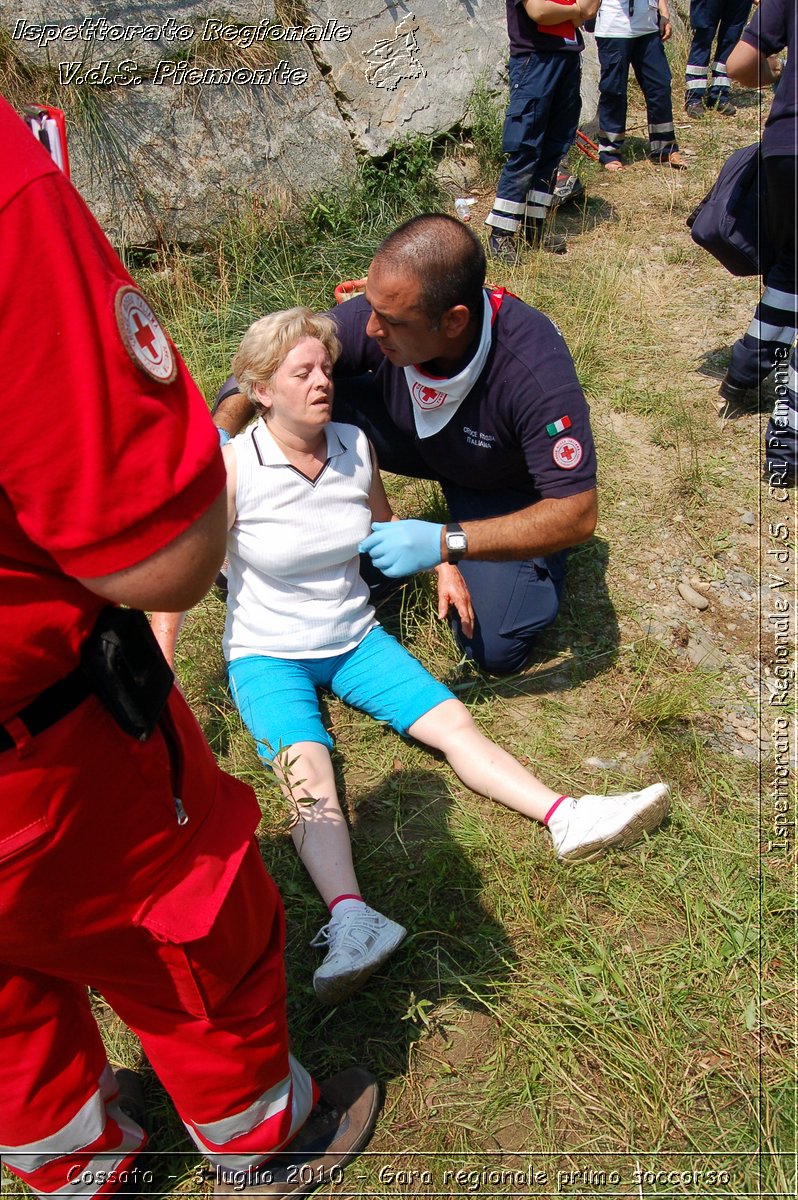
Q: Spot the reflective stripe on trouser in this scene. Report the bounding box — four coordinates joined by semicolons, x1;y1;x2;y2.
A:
685;63;708;94
648;121;677;159
598;128;624;161
0;1061;145;1199
525;189;553;221
486;50;580;234
711;61;730;91
730;286;798;386
188;1055;315;1171
0;691;316;1197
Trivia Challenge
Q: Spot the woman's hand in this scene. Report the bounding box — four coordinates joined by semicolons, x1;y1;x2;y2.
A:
434;563;474;639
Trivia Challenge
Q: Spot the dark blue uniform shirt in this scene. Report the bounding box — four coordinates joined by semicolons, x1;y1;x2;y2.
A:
330;291;597;503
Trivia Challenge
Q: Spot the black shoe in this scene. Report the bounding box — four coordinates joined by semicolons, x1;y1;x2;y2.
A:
488;232;520;265
525;227;568;254
718;374;751;407
524;215;568;254
685;99;705;119
114;1068;147;1130
714;96;737;116
214;1068;380;1198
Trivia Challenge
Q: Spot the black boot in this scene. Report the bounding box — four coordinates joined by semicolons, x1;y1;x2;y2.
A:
525;217;567;254
488;232;520;265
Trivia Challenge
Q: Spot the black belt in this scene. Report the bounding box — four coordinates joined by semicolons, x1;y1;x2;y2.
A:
0;667;92;752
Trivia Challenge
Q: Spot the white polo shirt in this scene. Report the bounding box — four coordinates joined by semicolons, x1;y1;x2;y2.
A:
223;420;377;661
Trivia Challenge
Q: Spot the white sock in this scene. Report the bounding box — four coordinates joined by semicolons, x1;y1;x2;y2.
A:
329;896;366;920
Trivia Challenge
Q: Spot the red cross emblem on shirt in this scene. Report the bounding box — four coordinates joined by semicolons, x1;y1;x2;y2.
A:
132;312;158;359
115;285;177;384
553;436;583;470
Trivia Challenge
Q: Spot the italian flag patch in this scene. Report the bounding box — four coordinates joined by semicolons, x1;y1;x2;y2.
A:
546;415;572;437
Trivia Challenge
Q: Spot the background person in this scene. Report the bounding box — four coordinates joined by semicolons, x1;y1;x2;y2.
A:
485;0;601;262
725;0;796;485
0;95;377;1200
684;0;752;116
214;215;600;679
156;310;670;1008
594;0;688;171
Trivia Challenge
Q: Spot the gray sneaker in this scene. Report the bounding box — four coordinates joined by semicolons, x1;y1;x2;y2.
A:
551;783;670;862
311;907;406;1003
214;1067;380;1197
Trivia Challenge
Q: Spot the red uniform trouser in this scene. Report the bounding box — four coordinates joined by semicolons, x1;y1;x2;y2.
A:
0;690;317;1198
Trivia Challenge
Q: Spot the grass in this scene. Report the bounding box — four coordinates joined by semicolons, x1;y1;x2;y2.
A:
3;68;795;1200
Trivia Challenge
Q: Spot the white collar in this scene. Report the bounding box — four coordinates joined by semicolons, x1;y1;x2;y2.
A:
404;290;493;439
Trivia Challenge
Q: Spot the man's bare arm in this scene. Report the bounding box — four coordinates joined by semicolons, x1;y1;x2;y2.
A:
727;39;780;87
214;391;253;437
78;488;228;612
451;488;597;562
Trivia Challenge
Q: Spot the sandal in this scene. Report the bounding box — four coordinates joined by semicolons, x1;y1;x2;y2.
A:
665;151;688;170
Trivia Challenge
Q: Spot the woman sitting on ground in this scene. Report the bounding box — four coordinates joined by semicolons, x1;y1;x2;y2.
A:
153;308;669;1005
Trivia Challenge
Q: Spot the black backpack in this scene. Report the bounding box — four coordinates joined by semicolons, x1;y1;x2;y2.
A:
687;143;770;277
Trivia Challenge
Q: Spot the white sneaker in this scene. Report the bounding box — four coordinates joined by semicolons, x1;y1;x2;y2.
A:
550;783;670;863
311;906;407;1004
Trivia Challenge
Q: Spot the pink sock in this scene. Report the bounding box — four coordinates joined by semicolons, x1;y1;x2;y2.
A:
544;796;569;826
329;894;365;917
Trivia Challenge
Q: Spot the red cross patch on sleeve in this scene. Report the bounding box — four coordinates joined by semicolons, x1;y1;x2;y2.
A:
552;436;583;469
115;286;177;384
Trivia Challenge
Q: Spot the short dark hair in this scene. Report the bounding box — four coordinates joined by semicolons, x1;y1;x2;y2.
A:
372;214;486;326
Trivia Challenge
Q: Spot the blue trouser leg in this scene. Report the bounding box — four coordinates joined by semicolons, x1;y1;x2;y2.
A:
709;0;751;101
486;53;581;235
441;482;567;675
630;33;678;159
729;156;797;388
596;37;631;165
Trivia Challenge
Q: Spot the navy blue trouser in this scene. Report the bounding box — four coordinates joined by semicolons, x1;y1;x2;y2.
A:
728;156;798;479
685;0;751;103
486;51;582;236
596;33;678;164
333;377;566;676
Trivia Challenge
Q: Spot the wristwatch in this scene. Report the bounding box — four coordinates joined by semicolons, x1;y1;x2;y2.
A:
444;522;468;564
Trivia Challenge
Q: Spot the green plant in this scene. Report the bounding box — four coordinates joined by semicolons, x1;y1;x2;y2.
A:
465;74;506;182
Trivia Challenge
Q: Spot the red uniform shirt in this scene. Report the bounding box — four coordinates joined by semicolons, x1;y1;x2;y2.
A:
0;97;225;720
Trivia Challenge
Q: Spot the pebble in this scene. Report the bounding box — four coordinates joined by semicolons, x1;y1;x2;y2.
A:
687;632;726;670
735;726;758;743
740;512;756;526
583;756;619;771
678;582;710;610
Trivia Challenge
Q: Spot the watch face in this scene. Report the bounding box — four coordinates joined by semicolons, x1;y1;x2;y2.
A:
447;533;467;552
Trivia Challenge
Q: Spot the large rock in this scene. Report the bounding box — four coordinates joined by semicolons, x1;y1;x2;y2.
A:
11;1;599;242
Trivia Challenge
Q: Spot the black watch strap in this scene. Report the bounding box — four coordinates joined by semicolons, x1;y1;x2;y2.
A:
444;522;468;564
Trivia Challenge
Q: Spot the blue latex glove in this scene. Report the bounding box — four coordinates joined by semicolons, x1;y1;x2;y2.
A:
359;520;444;577
217;426;231;447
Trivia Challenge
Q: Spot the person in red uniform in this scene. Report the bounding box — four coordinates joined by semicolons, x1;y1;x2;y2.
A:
0;94;378;1200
